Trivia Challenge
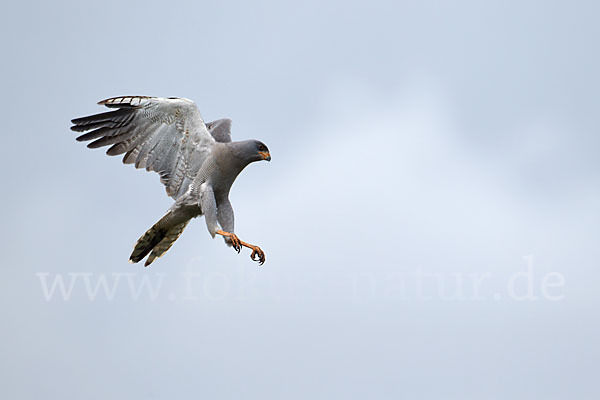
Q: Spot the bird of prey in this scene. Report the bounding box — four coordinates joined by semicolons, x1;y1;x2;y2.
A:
71;96;271;266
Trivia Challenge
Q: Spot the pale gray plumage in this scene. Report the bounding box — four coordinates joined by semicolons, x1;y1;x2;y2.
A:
206;118;233;143
71;96;271;266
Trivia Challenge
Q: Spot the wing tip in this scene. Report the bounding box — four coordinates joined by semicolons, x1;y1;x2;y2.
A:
70;116;88;125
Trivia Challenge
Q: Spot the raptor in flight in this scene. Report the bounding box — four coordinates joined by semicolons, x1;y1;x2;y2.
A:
71;96;271;266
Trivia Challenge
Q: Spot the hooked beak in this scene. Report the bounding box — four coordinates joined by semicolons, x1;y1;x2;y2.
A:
259;151;271;162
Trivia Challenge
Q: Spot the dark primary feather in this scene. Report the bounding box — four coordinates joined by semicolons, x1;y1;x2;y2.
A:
71;108;133;128
99;95;153;108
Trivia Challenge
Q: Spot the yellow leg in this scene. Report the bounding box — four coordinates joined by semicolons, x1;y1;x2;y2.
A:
216;230;266;265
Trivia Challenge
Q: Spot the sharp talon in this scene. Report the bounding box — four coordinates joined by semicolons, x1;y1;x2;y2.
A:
228;234;241;253
216;230;265;264
250;247;265;265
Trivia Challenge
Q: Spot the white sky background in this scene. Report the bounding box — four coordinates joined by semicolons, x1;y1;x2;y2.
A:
1;0;599;398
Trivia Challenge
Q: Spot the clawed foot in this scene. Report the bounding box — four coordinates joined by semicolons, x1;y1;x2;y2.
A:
227;234;242;253
216;230;266;265
249;246;265;265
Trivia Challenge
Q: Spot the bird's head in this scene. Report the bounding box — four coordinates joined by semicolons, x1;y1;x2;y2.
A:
233;139;271;164
254;140;271;162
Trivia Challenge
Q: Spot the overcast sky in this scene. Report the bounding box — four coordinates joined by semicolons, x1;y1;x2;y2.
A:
1;1;599;398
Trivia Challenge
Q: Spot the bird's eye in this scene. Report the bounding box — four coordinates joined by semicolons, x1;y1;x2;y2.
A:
258;145;266;151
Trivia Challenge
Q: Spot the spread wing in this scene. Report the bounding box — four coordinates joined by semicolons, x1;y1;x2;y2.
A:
71;96;216;199
206;118;232;143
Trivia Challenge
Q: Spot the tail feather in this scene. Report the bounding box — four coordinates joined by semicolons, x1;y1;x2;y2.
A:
144;221;190;266
130;214;190;266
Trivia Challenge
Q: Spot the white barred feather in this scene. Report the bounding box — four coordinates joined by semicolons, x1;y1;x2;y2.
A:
71;96;216;199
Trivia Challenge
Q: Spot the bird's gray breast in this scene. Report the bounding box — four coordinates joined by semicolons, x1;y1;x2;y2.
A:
206;146;245;195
